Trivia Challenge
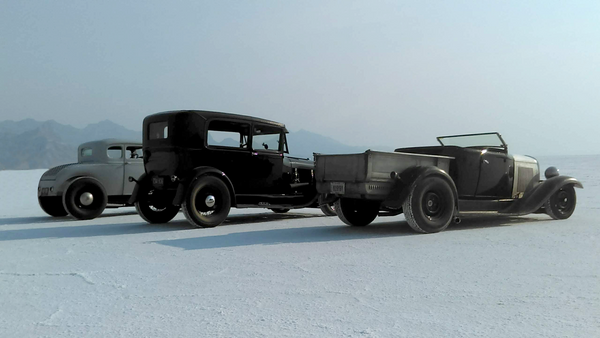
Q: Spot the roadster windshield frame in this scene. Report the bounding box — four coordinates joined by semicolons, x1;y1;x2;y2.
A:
437;132;507;150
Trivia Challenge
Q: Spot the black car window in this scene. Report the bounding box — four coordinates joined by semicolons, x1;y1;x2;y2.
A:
149;121;168;140
252;125;282;152
207;120;250;149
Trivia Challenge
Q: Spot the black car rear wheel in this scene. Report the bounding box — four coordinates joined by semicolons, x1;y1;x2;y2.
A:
545;185;576;220
62;178;108;220
403;175;455;233
334;198;379;226
182;175;231;228
135;183;180;224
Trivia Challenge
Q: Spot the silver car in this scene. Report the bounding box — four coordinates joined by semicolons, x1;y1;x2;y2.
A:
37;139;144;220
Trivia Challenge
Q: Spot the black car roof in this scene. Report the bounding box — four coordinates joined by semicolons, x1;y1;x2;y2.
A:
151;110;287;129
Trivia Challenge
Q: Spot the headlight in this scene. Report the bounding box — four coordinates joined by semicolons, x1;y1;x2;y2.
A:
544;166;559;179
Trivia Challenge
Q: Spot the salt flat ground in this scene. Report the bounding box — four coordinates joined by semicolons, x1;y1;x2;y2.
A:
0;156;598;338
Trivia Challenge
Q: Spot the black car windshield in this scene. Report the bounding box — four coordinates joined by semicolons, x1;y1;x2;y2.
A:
437;132;506;149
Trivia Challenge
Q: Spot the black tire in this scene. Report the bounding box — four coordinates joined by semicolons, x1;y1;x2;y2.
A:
402;175;455;233
334;198;379;226
38;196;68;217
135;183;180;224
270;208;290;214
62;178;108;220
320;203;337;216
545;185;576;220
182;175;231;228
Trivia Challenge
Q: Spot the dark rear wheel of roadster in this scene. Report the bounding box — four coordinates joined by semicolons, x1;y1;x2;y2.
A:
38;196;68;217
62;178;108;220
402;175;455;233
334;198;379;226
545;185;576;220
182;175;231;228
135;183;180;224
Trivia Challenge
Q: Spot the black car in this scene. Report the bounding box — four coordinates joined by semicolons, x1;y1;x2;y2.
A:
129;110;335;227
315;132;583;233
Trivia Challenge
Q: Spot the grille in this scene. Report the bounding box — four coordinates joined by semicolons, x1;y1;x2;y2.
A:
517;167;534;192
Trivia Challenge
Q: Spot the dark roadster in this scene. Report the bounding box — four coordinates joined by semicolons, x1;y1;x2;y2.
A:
315;132;582;233
129;110;335;227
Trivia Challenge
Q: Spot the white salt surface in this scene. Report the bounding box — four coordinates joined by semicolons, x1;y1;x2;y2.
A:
1;156;599;337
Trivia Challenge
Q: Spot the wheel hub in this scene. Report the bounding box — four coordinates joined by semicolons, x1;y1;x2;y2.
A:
205;195;216;208
424;192;441;216
79;192;94;206
557;191;569;209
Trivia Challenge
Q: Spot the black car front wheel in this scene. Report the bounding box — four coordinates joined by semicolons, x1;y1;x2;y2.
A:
135;183;180;224
334;198;379;226
182;175;231;228
62;178;108;220
320;203;336;216
402;175;455;233
545;185;576;220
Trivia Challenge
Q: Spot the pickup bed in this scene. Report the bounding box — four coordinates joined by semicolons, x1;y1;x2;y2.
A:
316;150;452;200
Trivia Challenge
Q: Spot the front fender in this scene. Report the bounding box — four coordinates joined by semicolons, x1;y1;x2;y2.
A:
382;166;459;211
500;176;583;215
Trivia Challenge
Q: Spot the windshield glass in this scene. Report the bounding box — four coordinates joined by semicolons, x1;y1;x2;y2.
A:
437;132;506;148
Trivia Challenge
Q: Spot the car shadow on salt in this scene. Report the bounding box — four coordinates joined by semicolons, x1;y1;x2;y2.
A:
0;210;140;226
0;213;326;241
154;215;549;250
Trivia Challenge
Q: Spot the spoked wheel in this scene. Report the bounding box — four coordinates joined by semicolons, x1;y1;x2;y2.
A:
38;196;68;217
334;198;379;226
135;183;180;224
182;175;231;228
62;178;108;220
402;175;455;233
545;185;576;220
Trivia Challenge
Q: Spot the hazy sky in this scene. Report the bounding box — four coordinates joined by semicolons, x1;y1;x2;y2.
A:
1;1;599;155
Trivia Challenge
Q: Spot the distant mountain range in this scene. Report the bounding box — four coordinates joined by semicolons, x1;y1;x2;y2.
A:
0;119;390;170
0;119;142;170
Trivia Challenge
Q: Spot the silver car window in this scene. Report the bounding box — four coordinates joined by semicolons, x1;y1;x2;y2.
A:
107;146;123;159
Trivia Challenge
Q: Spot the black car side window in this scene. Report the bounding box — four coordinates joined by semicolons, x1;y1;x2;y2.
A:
252;125;282;152
207;120;250;149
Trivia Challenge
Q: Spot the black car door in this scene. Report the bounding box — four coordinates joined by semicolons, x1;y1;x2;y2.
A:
475;149;514;198
247;124;286;194
204;119;253;193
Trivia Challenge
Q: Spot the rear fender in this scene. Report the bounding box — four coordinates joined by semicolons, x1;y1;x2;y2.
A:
500;176;583;215
383;166;459;211
127;173;148;204
62;175;104;191
172;167;237;207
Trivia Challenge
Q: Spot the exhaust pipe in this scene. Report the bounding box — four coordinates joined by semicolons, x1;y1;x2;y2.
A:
454;216;461;224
